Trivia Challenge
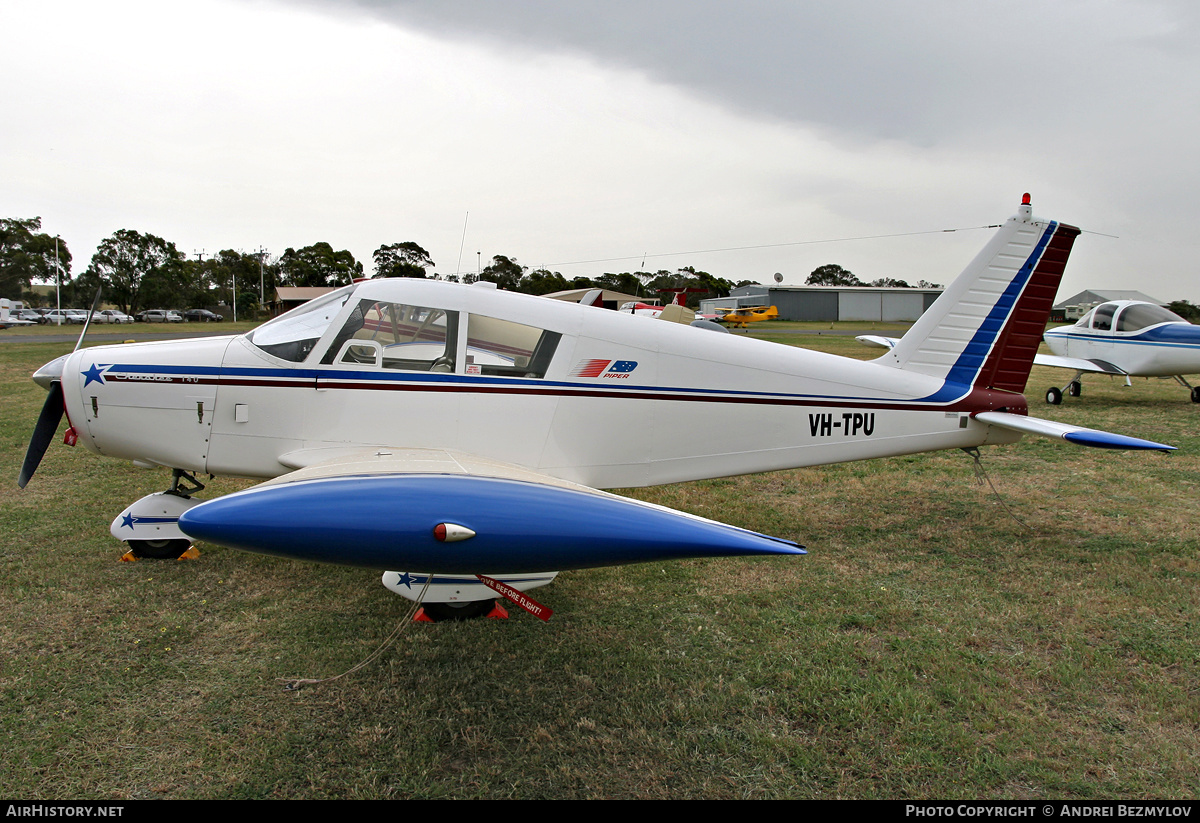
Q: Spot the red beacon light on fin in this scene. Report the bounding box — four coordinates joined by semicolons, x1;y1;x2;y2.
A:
1021;193;1031;205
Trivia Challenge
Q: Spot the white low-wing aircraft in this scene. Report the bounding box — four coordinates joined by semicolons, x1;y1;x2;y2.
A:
860;298;1200;407
1036;301;1200;405
18;196;1174;619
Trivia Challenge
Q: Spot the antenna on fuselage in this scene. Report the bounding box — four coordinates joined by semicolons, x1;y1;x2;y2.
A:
455;211;469;279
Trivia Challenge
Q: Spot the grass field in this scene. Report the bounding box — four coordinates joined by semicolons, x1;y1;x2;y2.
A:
1;324;1197;799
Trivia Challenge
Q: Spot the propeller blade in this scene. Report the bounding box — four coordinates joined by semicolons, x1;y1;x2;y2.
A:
73;286;103;353
18;381;65;488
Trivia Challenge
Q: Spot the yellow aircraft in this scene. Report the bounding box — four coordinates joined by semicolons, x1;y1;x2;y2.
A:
717;305;779;328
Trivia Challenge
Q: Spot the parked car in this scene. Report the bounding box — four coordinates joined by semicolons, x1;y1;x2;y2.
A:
136;309;184;323
95;310;134;324
14;309;43;324
184;309;223;322
43;309;85;325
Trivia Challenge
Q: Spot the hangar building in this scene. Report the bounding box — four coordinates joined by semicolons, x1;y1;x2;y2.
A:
700;284;943;322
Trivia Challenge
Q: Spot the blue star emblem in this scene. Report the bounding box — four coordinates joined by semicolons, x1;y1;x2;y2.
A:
396;572;415;588
120;512;134;529
82;363;109;387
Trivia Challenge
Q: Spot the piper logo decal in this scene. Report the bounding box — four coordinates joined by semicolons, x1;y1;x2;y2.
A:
570;359;639;379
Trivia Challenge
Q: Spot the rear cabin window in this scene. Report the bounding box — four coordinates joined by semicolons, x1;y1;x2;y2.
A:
464;316;561;378
320;299;459;372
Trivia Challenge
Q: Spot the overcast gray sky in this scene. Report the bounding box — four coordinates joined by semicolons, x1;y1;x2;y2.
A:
3;0;1197;299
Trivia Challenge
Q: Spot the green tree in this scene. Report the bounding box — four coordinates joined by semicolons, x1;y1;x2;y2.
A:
278;243;362;287
806;264;861;287
518;268;569;295
594;271;645;296
0;217;71;298
237;291;261;318
138;255;202;309
201;250;272;308
1168;300;1200;322
79;229;183;313
480;255;526;291
640;267;735;307
868;277;912;288
373;242;434;278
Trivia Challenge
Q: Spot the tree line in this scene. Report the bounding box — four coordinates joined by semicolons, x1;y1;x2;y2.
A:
804;263;942;289
0;219;767;314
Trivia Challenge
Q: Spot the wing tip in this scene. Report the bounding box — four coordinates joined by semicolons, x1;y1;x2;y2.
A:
1062;430;1176;452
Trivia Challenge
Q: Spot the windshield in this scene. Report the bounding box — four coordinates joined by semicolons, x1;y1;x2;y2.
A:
247;285;355;362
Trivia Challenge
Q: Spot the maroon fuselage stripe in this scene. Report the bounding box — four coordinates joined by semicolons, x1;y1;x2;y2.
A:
123;374;1025;415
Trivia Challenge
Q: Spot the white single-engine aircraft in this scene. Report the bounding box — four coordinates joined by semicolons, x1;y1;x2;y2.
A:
18;196;1174;619
1037;301;1200;405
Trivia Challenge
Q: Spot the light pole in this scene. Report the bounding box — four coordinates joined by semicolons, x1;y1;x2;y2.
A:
257;247;267;305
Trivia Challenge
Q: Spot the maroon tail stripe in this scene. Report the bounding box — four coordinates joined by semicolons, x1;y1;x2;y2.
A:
975;223;1080;393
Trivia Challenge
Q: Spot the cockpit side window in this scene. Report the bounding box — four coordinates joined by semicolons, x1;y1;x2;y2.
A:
320;299;459;372
247;286;354;362
1116;303;1186;332
1091;303;1116;331
464;315;561;378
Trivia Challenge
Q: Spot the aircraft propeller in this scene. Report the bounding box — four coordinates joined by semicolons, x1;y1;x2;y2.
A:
17;287;101;488
18;380;65;488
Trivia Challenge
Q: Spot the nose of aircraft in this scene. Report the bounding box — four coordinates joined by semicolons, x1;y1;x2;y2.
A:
32;353;69;389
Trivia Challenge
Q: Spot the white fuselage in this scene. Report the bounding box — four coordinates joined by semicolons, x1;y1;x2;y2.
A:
1043;301;1200;377
59;279;1022;490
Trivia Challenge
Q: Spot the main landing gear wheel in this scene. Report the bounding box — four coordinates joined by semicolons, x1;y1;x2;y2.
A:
1068;381;1082;397
1192;387;1200;404
1045;386;1063;405
420;599;497;622
126;538;193;559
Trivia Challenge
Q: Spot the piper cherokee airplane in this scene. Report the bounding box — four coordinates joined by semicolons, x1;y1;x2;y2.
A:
17;195;1174;620
1037;301;1200;405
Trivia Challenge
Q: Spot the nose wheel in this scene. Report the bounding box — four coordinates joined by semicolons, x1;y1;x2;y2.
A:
125;538;194;560
418;599;501;622
112;471;206;561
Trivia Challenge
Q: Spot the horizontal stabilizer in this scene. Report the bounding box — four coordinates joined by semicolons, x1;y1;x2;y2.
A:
855;334;899;350
974;411;1174;452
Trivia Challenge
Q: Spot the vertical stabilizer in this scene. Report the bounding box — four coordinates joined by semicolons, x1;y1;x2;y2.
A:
884;195;1079;393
